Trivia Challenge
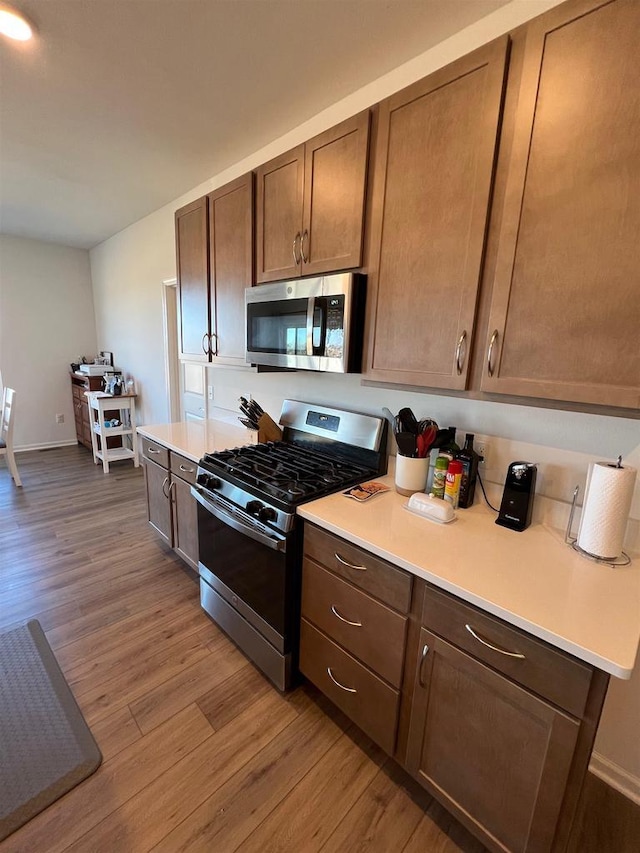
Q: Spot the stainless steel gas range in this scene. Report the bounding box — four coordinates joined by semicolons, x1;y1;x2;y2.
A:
191;400;387;690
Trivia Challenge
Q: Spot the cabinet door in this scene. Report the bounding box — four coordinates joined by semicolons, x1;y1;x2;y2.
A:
255;145;305;283
176;196;210;361
365;38;508;390
301;111;370;276
406;629;579;853
143;458;172;546
171;475;199;571
482;0;640;409
208;173;254;365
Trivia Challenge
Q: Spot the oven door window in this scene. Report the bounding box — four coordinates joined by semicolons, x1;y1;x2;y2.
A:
197;502;292;647
247;298;309;356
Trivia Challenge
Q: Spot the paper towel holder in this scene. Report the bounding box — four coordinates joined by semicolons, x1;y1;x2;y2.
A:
565;483;631;567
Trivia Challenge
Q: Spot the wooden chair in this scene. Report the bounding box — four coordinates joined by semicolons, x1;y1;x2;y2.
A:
0;387;22;486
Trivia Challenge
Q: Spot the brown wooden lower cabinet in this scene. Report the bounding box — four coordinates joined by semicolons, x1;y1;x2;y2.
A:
300;523;610;853
141;439;199;571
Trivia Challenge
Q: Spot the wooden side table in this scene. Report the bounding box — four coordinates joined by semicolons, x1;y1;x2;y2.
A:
86;392;140;473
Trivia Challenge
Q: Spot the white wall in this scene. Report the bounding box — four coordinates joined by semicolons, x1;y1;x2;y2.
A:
89;0;640;799
0;235;97;448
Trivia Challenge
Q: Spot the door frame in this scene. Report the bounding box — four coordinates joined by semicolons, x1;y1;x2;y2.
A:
162;278;181;422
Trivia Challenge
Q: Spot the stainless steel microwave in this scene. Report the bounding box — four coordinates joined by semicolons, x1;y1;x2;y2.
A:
245;273;365;372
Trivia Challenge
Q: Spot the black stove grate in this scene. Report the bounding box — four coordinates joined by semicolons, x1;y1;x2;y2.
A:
201;441;372;505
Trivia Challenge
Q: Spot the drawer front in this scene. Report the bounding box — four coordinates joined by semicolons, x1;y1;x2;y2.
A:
422;584;593;718
300;618;400;755
71;384;83;400
141;438;169;468
302;560;407;688
304;524;412;613
169;450;197;485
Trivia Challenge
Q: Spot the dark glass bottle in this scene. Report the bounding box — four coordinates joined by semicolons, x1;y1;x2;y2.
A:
457;433;479;508
438;427;460;461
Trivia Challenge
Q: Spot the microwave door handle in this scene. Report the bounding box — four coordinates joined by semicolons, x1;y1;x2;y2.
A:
191;487;286;552
306;297;327;356
306;296;315;356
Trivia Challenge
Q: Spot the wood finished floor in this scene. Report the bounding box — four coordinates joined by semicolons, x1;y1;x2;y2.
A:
1;447;638;852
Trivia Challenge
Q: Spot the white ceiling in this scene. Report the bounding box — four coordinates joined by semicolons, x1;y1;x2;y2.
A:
0;0;509;250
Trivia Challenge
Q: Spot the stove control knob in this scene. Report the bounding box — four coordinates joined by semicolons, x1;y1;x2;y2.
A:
246;500;263;515
258;507;277;523
197;472;220;491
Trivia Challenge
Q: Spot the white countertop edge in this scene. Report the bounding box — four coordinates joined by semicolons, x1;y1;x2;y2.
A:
136;418;257;462
296;507;635;679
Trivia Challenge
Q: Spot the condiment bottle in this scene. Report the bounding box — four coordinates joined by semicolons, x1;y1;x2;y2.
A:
438;427;460;461
457;433;479;509
444;459;463;508
431;456;449;499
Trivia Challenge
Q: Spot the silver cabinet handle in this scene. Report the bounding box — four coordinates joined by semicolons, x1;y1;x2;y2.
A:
455;330;467;375
292;232;301;266
210;332;218;356
330;605;362;627
169;480;176;501
147;446;161;454
465;624;525;659
300;229;309;263
334;552;367;571
161;476;170;499
201;332;209;356
418;643;430;687
327;667;357;694
179;464;194;473
487;329;499;377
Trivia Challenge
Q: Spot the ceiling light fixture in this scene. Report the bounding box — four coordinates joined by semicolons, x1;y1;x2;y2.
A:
0;5;33;41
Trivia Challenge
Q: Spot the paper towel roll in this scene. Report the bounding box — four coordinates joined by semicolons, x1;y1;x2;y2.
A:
577;461;637;559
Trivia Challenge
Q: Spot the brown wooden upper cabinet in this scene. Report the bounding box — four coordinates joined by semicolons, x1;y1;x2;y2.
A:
364;39;509;391
176;196;209;362
482;0;640;410
175;173;253;364
255;111;370;283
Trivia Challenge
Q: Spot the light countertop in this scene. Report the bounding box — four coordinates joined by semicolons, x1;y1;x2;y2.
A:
137;414;257;463
297;470;640;679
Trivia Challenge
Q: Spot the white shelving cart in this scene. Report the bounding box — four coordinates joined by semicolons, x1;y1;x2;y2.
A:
86;391;139;473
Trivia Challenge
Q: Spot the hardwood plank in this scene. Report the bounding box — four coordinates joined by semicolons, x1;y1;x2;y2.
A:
197;659;274;730
129;637;249;733
321;762;431;852
236;726;386;853
64;689;300;852
89;704;143;761
152;698;347;852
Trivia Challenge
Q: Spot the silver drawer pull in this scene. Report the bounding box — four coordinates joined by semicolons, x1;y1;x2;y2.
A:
179;464;194;473
327;667;357;694
465;624;525;659
330;605;362;627
419;643;430;687
334;552;367;571
147;447;161;454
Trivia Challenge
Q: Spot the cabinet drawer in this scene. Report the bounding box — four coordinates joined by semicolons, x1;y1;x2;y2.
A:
304;524;412;613
169;450;197;485
141;438;169;468
302;559;407;688
300;618;400;755
422;584;593;718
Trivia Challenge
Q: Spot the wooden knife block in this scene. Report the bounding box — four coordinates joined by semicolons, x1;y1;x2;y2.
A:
257;413;282;443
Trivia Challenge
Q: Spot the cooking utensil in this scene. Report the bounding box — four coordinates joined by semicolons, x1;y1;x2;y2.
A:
395;431;417;458
239;417;259;430
397;407;419;434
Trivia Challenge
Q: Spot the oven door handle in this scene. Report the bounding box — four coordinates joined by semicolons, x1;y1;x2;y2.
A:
192;487;286;552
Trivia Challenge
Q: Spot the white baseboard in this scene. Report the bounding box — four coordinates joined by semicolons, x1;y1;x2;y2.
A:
590;752;640;805
16;439;79;452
